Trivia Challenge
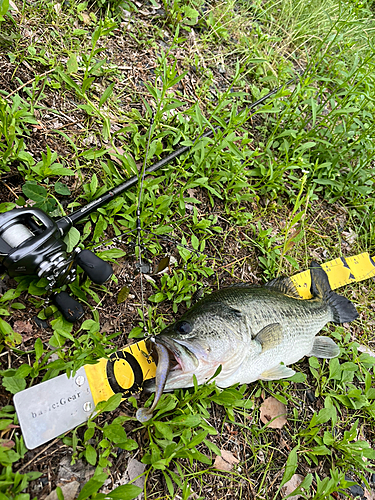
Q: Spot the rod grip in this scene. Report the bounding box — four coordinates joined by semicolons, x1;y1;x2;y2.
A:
75;249;113;285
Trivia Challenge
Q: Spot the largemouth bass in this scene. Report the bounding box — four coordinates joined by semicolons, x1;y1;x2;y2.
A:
137;262;358;422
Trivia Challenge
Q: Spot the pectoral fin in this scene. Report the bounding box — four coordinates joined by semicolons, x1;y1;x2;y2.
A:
260;364;295;380
308;336;340;359
254;323;283;352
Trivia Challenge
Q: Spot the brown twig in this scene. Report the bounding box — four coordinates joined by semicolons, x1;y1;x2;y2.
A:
17;438;60;472
1;180;18;198
5;68;56;100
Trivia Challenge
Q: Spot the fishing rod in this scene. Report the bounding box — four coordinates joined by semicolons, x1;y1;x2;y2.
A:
0;76;297;322
56;75;297;233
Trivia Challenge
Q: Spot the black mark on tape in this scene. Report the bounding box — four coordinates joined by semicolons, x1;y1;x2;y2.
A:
106;351;143;395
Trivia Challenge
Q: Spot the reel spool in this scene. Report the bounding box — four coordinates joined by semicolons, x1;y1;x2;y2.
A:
0;208;72;288
0;208;112;321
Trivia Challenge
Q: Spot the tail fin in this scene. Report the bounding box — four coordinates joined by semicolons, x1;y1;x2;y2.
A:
310;261;359;324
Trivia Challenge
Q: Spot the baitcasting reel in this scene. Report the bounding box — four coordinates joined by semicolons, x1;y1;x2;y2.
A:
0;207;113;288
0;207;113;321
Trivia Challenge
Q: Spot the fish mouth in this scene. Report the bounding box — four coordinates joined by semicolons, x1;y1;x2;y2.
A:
153;336;200;374
143;335;215;393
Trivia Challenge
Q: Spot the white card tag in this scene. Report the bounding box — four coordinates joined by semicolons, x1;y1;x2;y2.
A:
14;367;95;450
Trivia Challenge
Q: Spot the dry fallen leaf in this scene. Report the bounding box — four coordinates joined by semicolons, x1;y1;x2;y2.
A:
124;458;146;498
155;256;170;274
358;345;375;357
117;286;130;304
57;456;95;484
342;228;357;245
260;396;287;429
0;439;15;449
13;321;33;334
45;481;79;500
107;146;126;162
213;449;239;472
53;2;61;15
103;458;146;498
8;0;19;12
80;12;91;25
364;489;375;499
281;473;304;499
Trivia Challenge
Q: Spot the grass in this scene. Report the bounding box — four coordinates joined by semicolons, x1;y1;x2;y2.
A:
0;0;375;498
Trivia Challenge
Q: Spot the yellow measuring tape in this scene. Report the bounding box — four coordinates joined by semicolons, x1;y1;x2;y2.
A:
84;340;157;405
291;252;375;299
83;252;375;405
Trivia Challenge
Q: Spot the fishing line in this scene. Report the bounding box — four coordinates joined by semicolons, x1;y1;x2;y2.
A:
59;74;301;319
137;113;155;336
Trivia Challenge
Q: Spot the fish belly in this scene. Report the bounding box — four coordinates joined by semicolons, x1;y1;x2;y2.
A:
216;304;332;387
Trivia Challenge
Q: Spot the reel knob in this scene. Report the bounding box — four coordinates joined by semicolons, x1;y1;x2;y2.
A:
52;292;84;323
75;249;113;285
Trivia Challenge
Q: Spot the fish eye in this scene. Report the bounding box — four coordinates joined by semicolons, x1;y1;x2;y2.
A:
175;321;192;335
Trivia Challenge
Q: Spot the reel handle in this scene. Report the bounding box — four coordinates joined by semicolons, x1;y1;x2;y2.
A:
75;249;113;285
52;292;84;323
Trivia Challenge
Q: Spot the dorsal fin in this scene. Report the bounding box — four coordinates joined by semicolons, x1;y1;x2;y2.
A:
265;276;301;299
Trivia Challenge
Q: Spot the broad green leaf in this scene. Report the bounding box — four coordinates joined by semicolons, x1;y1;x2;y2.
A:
0;419;12;431
311;97;317;127
64;227;80;253
191;234;199;250
0;317;13;336
34;338;43;361
93;215;106;241
55;181;71;196
76;478;106;500
16;364;32;378
79;148;108;160
90;173;98;196
2;376;26;394
188;430;209;448
105;484;142;499
81;319;99;333
54;329;74;341
154;421;174;441
0;202;16;212
73;28;88;36
0;0;9;16
95;393;122;413
0;289;20;302
22;182;47;203
280;444;299;487
161;100;185;114
58;69;82;95
85;444;97;465
204;439;221;456
49;165;74;176
102;424;137;449
67;53;78;74
97;249;127;259
149;292;165;303
99;82;114;108
82;76;94;94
